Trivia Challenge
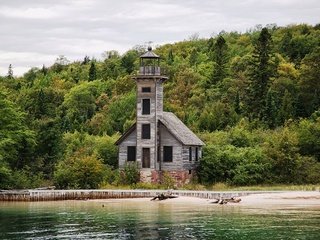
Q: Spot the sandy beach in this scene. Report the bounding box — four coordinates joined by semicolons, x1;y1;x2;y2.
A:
92;191;320;208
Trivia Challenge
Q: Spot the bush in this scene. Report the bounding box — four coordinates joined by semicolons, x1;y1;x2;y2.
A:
162;171;175;189
118;162;140;185
0;164;13;189
54;150;105;189
296;117;320;161
199;144;269;185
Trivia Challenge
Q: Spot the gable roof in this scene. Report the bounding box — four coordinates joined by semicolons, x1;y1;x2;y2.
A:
160;112;205;146
115;112;205;146
115;123;136;145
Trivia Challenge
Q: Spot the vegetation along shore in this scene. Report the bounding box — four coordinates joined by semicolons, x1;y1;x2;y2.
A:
1;23;320;190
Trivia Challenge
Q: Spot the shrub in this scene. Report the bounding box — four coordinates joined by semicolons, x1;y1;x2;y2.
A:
199;144;269;185
54;150;105;189
119;162;140;185
161;171;175;189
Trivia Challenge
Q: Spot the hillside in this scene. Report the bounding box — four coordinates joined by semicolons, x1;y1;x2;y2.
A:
1;23;320;189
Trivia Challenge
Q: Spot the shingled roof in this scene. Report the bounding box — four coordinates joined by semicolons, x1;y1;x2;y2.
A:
160;112;205;146
115;112;204;146
140;50;159;58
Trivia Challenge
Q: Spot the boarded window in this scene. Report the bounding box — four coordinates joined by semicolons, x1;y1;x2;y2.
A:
195;147;199;161
163;146;173;162
142;87;151;92
142;99;150;115
142;124;151;139
189;147;192;161
127;146;136;161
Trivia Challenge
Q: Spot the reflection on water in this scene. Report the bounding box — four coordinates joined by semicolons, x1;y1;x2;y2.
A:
0;200;320;239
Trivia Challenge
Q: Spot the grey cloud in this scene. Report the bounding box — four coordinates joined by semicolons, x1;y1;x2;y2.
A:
0;0;319;75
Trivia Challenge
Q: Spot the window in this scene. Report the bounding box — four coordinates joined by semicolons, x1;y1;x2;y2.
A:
142;124;151;139
142;99;150;115
195;147;199;161
189;147;192;161
163;146;173;162
127;146;136;161
142;87;151;92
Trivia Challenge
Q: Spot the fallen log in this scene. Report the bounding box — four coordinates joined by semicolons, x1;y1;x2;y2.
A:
151;193;178;201
211;197;241;204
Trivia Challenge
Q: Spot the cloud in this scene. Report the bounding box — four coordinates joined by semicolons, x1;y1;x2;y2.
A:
0;7;59;19
0;0;319;76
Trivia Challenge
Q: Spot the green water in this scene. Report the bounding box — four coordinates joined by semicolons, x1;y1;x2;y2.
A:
0;200;319;239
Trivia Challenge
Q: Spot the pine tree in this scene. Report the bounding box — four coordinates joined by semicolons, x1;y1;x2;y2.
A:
37;89;46;117
89;61;97;81
280;30;293;58
167;49;174;65
279;89;295;123
234;91;241;114
211;35;229;85
41;64;48;75
7;64;13;79
189;48;198;66
264;90;277;128
82;56;90;65
247;27;274;120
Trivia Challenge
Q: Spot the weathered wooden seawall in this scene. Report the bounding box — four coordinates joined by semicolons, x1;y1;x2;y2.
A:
0;189;280;202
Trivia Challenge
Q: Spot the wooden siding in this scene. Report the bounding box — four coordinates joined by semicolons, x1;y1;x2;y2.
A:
135;78;165;170
158;124;183;170
118;129;137;168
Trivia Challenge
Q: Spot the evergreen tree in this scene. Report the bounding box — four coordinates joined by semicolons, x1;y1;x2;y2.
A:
280;30;293;58
247;27;274;120
88;61;97;81
37;89;46;118
167;49;174;65
82;56;90;65
41;64;48;76
207;37;215;60
7;64;13;79
279;89;295;123
264;90;277;128
189;48;198;66
211;35;229;85
234;91;241;114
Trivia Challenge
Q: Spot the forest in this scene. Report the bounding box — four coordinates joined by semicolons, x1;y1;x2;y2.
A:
1;23;320;189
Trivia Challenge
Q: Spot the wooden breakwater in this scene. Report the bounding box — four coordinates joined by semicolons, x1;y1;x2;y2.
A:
0;189;283;202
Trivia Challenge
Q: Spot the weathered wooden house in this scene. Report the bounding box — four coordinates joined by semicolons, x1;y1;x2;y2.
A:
116;47;204;184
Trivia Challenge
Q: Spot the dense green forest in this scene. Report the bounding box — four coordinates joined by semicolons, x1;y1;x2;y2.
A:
1;24;320;189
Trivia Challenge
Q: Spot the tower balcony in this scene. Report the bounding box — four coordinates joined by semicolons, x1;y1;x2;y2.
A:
139;66;161;76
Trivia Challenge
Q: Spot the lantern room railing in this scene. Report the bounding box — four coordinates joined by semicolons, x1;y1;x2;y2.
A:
139;66;161;75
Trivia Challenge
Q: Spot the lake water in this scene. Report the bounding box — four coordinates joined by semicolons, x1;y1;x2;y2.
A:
0;199;319;239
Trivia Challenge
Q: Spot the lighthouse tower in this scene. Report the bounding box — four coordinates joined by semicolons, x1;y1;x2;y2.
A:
133;47;167;179
116;47;204;185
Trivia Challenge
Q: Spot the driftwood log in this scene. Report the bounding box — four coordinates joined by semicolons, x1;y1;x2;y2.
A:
151;193;178;201
211;197;241;204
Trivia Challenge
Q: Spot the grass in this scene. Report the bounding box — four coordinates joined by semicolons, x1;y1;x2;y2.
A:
221;184;320;191
100;182;320;192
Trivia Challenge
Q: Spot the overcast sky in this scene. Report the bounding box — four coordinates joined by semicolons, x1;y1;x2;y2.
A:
0;0;319;76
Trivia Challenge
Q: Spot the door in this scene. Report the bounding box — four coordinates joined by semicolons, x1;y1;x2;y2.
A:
142;148;150;168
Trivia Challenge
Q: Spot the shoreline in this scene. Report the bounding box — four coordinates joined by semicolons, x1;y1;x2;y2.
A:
1;189;320;204
90;191;320;208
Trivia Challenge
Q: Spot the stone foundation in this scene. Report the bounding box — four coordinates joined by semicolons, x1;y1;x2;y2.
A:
139;170;195;187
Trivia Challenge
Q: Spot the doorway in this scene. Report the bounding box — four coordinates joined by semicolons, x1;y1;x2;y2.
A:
142;148;150;168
